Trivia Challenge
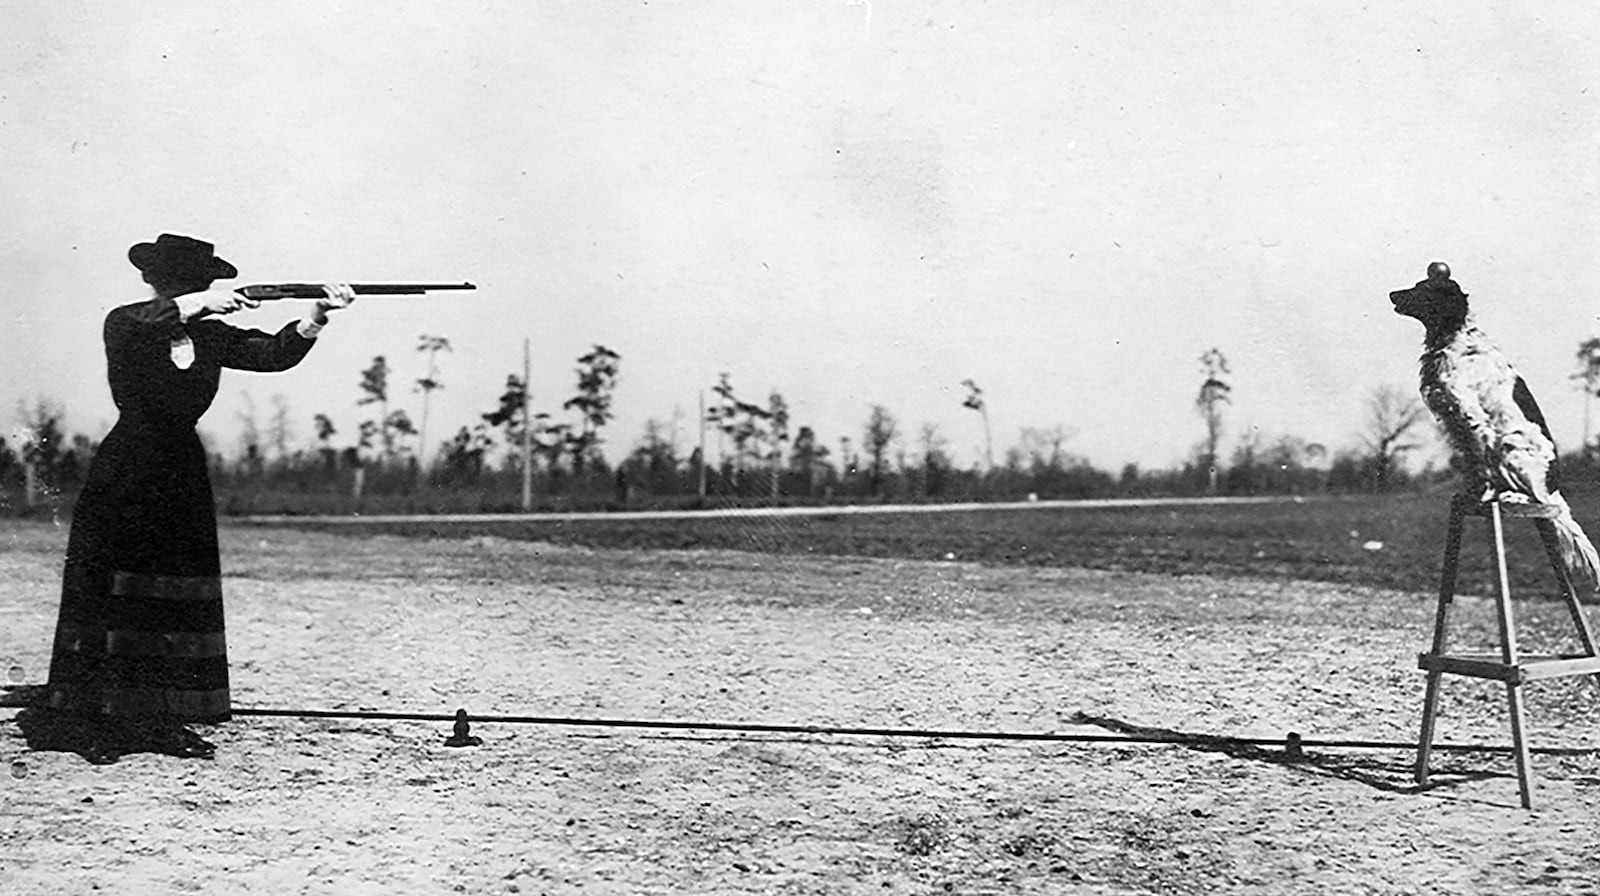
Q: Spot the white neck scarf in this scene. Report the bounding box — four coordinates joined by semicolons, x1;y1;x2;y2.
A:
170;330;194;369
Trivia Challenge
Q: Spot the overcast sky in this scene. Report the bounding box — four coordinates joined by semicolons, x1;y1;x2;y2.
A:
4;1;1599;473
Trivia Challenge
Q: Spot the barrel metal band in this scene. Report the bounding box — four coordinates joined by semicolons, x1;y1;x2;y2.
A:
55;623;226;659
110;571;222;602
101;687;231;718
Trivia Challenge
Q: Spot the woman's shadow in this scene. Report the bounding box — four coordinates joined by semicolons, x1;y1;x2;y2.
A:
4;684;216;764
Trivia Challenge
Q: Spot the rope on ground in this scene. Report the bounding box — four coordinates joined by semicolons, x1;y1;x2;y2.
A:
229;706;1600;756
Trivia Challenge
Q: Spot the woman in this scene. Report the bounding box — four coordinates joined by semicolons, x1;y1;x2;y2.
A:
33;233;354;763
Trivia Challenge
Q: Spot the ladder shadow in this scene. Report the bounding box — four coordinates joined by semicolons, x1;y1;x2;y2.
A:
1068;712;1508;799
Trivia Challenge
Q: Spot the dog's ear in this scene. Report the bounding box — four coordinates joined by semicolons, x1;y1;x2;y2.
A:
1430;280;1468;307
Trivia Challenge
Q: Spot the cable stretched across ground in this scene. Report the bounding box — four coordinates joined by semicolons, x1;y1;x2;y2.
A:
229;706;1600;756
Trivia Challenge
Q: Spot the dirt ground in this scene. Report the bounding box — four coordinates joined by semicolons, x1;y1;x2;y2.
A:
3;517;1600;895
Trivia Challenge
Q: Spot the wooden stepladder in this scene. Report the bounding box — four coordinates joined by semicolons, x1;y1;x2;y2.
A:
1415;494;1600;808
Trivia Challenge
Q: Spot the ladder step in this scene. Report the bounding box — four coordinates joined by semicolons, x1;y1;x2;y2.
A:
1418;652;1600;683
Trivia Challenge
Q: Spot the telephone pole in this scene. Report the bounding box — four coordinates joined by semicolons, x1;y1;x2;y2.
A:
521;338;532;512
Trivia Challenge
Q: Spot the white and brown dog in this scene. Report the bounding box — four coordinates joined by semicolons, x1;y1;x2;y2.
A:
1390;261;1599;589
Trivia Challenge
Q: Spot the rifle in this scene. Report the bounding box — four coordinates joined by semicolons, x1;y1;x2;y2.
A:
234;282;476;300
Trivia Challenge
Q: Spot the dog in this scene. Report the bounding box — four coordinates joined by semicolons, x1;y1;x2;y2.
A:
1390;261;1599;590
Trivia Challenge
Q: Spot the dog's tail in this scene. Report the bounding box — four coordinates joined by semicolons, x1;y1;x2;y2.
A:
1547;492;1600;592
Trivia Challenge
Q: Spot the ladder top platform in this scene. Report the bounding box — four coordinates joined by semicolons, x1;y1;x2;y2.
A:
1451;495;1563;519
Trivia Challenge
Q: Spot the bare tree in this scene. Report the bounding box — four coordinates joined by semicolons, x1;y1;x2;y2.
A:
356;356;392;463
704;372;776;489
789;425;829;496
709;372;737;471
482;374;530;471
766;390;789;499
563;344;622;475
385;408;417;460
415;334;452;471
16;397;66;506
863;404;899;496
1574;337;1600;456
1362;384;1428;490
236;392;263;476
1267;434;1327;492
961;379;992;471
625;417;680;496
1019;424;1077;472
919;423;950;465
918;422;952;497
531;412;569;472
312;413;337;472
267;395;293;464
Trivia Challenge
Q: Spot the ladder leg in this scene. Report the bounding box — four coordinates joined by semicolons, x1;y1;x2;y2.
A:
1488;503;1535;809
1535;519;1600;689
1505;680;1535;809
1417;500;1467;786
1415;673;1444;786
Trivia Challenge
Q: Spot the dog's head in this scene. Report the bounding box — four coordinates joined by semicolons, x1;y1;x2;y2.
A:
1390;261;1468;331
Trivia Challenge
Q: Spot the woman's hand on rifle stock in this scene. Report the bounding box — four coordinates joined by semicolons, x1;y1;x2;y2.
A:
189;285;261;318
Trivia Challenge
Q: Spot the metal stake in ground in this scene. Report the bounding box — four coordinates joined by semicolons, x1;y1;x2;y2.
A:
443;708;482;748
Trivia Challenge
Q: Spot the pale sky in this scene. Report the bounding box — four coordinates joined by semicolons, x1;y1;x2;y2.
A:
4;1;1599;473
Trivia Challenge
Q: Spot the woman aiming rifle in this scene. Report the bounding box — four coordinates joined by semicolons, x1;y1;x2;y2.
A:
28;233;355;763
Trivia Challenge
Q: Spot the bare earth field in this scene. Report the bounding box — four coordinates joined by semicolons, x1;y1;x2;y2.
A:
3;516;1600;894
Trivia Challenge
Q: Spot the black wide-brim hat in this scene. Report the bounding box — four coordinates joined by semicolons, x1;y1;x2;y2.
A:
127;233;238;281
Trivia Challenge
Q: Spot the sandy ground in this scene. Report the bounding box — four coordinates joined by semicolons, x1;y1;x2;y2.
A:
3;518;1600;894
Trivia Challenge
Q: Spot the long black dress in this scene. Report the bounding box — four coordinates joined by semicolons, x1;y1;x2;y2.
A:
46;295;316;723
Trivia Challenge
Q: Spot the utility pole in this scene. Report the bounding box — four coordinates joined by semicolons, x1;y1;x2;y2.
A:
521;338;532;512
698;390;708;499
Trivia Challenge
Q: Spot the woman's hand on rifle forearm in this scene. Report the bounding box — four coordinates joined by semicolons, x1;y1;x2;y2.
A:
299;283;356;334
308;283;357;326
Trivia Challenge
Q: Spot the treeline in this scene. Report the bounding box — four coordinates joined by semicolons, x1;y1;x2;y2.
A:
0;394;1475;518
10;339;1600;516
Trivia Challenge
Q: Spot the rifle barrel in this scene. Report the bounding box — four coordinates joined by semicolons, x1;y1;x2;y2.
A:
351;283;477;295
237;282;477;300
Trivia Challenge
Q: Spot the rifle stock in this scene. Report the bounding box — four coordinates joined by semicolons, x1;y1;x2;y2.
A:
236;282;476;300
